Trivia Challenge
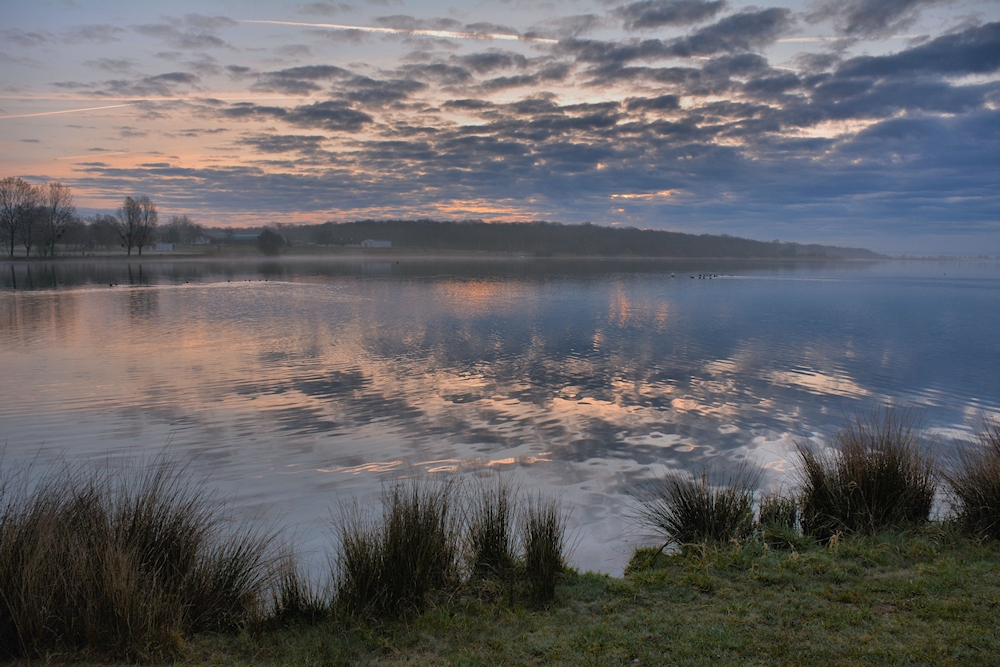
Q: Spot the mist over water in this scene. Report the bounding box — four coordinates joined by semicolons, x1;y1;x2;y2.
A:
2;257;999;573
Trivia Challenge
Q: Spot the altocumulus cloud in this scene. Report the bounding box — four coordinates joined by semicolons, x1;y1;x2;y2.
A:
2;1;998;252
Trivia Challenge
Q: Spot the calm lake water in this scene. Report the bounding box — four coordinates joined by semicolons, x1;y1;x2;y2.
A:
2;257;999;572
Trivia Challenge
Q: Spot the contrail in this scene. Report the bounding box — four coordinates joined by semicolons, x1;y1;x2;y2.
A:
242;19;559;44
0;103;134;120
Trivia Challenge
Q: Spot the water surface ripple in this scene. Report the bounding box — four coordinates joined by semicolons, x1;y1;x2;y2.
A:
2;258;998;572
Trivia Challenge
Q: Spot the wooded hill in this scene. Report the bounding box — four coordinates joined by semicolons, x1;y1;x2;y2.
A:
301;219;882;259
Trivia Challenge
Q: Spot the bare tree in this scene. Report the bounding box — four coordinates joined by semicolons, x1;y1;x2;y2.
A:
134;196;158;255
20;202;42;257
115;196;141;255
0;177;39;258
39;182;76;257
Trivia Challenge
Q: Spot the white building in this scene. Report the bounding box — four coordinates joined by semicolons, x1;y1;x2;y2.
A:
153;242;175;252
361;239;392;248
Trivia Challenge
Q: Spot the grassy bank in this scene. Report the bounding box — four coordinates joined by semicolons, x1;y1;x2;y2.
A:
5;413;1000;664
181;525;1000;666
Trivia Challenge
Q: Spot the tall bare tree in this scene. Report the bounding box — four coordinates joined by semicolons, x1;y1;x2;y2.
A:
0;177;39;258
39;182;76;258
115;196;142;255
134;196;158;255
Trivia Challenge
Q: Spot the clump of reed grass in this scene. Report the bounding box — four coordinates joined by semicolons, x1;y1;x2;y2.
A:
635;463;761;550
521;493;567;602
947;418;1000;540
263;550;329;629
0;458;277;661
334;479;460;620
467;476;519;578
796;409;936;542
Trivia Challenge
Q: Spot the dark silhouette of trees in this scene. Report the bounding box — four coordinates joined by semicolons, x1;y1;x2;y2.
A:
115;196;158;255
0;177;40;258
257;228;284;256
39;183;76;258
300;219;882;259
88;214;119;250
160;215;203;244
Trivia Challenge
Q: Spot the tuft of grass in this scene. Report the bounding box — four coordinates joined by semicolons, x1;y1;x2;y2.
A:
521;493;567;602
796;409;936;542
0;458;277;661
635;462;761;550
947;418;1000;540
467;475;519;578
758;491;797;530
758;491;806;550
262;550;329;630
334;479;460;620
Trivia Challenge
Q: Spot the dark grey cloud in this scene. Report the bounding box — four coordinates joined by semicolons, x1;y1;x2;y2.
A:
252;64;352;95
239;134;327;154
335;76;427;106
558;8;791;75
812;0;944;37
226;65;253;78
464;22;521;37
836;22;1000;78
62;24;126;44
625;94;681;111
222;100;373;131
668;8;793;56
614;0;727;30
456;50;529;74
480;63;573;91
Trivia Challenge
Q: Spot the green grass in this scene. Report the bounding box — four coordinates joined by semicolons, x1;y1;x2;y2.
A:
179;524;1000;666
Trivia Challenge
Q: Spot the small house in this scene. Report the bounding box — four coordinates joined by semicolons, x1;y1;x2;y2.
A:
153;242;175;252
361;239;391;248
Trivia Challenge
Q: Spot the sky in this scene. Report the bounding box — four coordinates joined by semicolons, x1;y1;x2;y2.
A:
0;0;998;254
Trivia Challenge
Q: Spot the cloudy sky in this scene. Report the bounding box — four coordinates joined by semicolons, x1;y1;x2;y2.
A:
1;0;998;253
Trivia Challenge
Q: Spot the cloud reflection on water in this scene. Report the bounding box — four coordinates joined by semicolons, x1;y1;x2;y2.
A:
1;258;999;572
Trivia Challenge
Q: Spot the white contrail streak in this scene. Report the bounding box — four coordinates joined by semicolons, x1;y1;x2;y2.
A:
242;19;559;44
0;103;134;120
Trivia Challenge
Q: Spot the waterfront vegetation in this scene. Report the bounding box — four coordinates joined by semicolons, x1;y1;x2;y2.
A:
2;414;1000;664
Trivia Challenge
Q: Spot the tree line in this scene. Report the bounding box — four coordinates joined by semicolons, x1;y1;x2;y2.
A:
299;219;883;259
0;177;208;258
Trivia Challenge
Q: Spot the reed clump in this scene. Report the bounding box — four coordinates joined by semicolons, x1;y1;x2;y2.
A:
947;419;1000;540
635;463;761;549
0;459;277;661
521;493;567;601
467;476;519;578
796;410;936;542
334;479;461;620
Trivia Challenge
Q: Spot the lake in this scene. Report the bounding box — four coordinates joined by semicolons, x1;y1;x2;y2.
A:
2;256;998;573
